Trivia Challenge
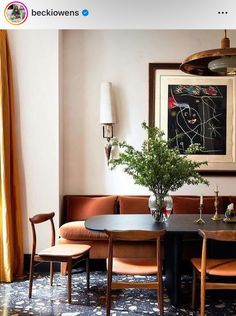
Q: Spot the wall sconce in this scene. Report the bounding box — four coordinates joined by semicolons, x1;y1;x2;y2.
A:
100;81;116;162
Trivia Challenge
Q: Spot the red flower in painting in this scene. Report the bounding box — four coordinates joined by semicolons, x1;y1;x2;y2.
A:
168;97;177;109
203;86;218;96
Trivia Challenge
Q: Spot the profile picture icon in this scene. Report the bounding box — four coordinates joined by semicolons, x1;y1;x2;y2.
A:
5;1;28;25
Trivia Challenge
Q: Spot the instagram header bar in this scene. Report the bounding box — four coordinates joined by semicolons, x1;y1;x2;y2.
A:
0;0;236;29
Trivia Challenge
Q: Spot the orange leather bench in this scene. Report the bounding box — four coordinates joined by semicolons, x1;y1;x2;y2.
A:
58;195;154;260
58;195;234;262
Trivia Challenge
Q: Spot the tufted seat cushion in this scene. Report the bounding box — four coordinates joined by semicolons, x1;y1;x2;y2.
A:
59;221;108;241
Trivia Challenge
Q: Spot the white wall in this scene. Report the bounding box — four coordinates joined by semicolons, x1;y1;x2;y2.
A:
63;30;236;196
7;29;236;253
59;31;64;217
8;30;61;253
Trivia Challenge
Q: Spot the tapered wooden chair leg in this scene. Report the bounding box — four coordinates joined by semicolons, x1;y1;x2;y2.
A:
157;253;163;316
192;267;197;310
106;269;112;316
86;257;90;290
200;276;206;316
106;242;113;316
50;261;54;286
67;259;72;303
61;262;68;276
29;256;34;298
157;275;163;316
156;237;164;315
106;265;112;316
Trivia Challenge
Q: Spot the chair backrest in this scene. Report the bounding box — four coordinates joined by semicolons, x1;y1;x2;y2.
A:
105;229;166;275
105;229;165;257
29;212;55;255
198;229;236;274
199;229;236;242
105;229;165;241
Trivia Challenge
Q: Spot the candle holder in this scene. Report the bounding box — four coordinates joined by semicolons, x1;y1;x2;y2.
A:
211;189;222;221
194;204;205;224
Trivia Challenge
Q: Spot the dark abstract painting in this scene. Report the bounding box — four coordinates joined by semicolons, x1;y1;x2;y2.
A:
168;85;227;155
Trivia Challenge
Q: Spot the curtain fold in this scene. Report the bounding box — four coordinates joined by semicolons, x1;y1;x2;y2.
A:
0;30;24;282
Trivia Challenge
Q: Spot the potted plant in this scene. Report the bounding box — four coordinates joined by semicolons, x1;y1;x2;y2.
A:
110;122;209;221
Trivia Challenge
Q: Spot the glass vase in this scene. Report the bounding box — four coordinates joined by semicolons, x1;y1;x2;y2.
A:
148;193;173;222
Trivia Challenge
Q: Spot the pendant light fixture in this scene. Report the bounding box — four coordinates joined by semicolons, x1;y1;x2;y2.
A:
180;30;236;76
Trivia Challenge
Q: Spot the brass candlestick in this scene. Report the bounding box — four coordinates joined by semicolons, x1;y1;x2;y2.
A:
194;204;205;224
211;189;222;221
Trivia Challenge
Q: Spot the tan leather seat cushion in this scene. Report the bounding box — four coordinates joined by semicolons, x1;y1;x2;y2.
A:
119;196;149;214
191;258;236;276
59;221;108;241
172;196;224;214
38;244;91;257
57;238;108;259
110;258;158;275
58;238;157;259
66;196;118;221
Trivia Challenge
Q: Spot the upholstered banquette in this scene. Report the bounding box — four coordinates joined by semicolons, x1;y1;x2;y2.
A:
58;195;153;259
58;195;233;262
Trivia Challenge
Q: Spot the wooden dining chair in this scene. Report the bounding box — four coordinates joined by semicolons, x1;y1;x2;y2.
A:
191;229;236;316
29;212;91;303
105;229;166;316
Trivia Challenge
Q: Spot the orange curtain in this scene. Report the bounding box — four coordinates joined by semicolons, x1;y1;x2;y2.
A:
0;30;24;282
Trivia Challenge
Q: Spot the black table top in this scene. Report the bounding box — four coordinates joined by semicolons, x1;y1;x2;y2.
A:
85;214;236;233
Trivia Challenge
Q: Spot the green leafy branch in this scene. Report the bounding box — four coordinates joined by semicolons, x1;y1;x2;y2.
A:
110;122;209;197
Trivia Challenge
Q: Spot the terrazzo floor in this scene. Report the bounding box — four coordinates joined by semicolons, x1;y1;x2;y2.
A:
0;271;236;315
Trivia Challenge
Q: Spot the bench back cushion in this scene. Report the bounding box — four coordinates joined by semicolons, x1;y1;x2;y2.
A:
64;196;118;221
172;196;224;214
119;196;149;214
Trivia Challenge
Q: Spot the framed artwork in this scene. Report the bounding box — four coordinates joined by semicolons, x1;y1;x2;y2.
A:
149;63;236;175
